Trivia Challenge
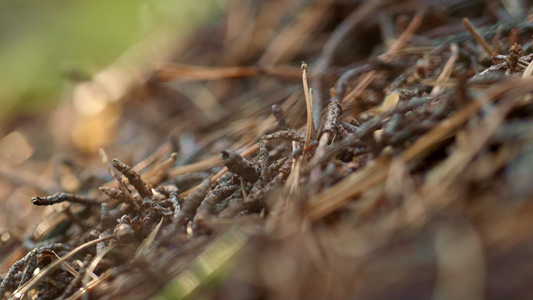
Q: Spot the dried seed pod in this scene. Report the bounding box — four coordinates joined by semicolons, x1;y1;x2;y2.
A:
221;149;260;182
31;192;99;206
262;130;306;145
112;158;152;198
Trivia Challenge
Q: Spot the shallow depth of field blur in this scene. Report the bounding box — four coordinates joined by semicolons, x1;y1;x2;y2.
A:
0;0;219;252
0;1;220;121
2;1;533;299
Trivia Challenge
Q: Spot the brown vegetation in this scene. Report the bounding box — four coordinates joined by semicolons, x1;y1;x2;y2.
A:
2;1;533;299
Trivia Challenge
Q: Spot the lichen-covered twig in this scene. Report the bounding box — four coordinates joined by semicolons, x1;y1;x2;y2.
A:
221;149;260;182
112;158;152;198
196;184;240;217
267;156;290;179
99;187;128;204
262;130;306;145
173;177;212;229
259;140;270;182
0;243;70;298
31;193;99;206
99;149;143;216
18;257;38;288
169;191;181;226
308;88;342;181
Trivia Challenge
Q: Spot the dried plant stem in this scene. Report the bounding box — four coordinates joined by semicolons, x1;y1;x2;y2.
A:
58;254;92;300
99;187;128;205
307;77;533;221
0;244;68;299
179;144;260;197
259;0;334;65
342;10;424;105
462;18;493;57
99;149;143;216
311;0;384;120
430;43;459;96
142;152;178;187
301;62;314;148
168;155;223;178
196;184;240;217
11;235;114;300
132;141;175;173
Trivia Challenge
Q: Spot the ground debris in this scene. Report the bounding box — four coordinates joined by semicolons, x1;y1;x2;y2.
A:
2;1;533;299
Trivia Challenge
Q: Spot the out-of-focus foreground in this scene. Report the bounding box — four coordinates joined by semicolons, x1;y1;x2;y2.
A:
2;0;533;299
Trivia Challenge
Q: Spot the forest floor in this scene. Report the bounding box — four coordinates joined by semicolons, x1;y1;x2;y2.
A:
2;1;533;299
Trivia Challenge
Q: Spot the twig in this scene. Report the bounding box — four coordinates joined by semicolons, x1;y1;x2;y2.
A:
0;243;71;299
99;186;128;204
220;149;260;183
262;130;306;144
259;140;270;183
99;149;143;216
58;254;92;300
306;77;533;221
311;0;385;121
342;10;425;105
112;158;152;198
301;62;314;148
173;178;212;230
462;17;493;57
311;88;342;168
430;43;460;96
196;184;240;218
31;193;100;206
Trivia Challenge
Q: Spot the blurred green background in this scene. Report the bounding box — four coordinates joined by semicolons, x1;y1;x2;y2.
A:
0;0;221;123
